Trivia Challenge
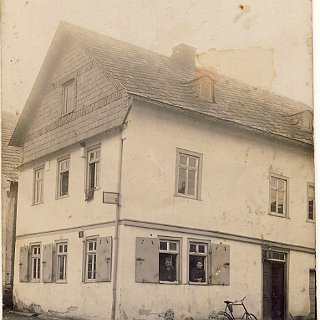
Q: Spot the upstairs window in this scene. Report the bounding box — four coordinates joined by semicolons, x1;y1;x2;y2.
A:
87;147;101;190
31;245;41;281
58;158;69;198
34;167;44;204
176;149;202;199
270;175;288;216
62;80;75;115
308;184;315;221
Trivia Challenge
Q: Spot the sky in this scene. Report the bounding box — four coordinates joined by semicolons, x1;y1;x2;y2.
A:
2;0;314;114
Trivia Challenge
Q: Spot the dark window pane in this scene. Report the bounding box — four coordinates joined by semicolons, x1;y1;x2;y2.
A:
60;172;69;196
89;163;96;189
190;244;197;252
160;241;167;250
178;168;186;194
271;200;276;213
199;245;205;253
169;242;177;251
159;253;176;282
187;170;196;196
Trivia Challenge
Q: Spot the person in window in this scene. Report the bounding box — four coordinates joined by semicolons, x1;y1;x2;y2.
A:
190;259;206;282
160;256;176;282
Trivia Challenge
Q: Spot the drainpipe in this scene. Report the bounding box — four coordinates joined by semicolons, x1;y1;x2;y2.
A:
111;128;125;320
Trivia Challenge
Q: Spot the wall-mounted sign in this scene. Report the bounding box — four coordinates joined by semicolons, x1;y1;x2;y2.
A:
103;192;120;205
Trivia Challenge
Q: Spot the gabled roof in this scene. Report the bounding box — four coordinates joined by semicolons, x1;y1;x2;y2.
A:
10;21;313;147
2;112;22;180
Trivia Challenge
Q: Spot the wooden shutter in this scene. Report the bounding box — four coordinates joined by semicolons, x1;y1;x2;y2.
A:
96;236;112;282
19;246;29;282
211;243;230;285
135;237;159;283
42;244;53;283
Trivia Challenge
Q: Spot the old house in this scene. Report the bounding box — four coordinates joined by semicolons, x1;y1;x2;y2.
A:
10;22;315;320
2;111;22;307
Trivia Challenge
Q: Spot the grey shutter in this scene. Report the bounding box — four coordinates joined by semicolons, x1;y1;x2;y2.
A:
96;236;112;282
135;237;159;283
211;243;230;285
42;244;53;283
19;246;29;282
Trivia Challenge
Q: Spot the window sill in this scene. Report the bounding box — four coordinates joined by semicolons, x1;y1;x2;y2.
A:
30;279;41;283
174;193;202;201
55;280;68;284
83;280;97;283
159;281;180;285
188;282;209;286
57;194;69;200
268;212;290;219
306;219;316;224
31;202;44;206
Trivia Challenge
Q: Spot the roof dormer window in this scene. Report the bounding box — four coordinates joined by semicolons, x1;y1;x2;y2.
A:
199;81;213;100
62;79;75;115
300;112;313;132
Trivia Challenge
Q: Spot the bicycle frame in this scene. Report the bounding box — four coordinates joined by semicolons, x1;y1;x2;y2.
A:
218;297;256;320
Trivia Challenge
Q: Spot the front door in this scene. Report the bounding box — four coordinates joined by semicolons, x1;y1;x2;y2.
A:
263;251;286;320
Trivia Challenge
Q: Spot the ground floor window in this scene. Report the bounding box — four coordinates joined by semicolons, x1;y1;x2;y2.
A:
85;239;97;281
159;239;180;283
189;241;208;283
31;245;41;281
56;242;68;281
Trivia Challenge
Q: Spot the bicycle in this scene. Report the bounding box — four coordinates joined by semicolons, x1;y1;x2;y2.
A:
217;297;257;320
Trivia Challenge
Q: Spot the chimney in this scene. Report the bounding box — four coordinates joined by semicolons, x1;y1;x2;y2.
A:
171;43;196;68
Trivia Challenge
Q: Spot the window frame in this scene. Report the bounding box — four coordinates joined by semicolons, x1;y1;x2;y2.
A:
188;239;210;285
57;156;70;199
175;148;203;200
33;166;44;205
307;183;315;222
86;145;101;191
158;236;181;284
84;238;97;283
55;241;68;283
269;173;289;218
62;79;75;115
30;244;41;282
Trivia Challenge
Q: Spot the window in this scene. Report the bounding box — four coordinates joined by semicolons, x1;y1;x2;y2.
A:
87;147;100;190
199;81;213;100
34;167;44;204
270;175;288;216
189;241;208;284
62;80;75;115
56;242;68;281
308;184;315;221
57;158;69;198
176;149;202;199
31;245;41;281
85;239;97;281
159;239;180;283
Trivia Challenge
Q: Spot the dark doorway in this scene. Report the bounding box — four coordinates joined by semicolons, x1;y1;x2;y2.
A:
263;252;286;320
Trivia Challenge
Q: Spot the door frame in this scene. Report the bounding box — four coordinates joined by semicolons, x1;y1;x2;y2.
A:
262;247;289;320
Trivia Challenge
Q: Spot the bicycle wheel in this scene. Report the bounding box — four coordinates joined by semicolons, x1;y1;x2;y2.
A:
245;313;257;320
217;311;233;320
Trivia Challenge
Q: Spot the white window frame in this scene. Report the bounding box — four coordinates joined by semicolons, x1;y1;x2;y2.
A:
86;146;101;191
158;237;181;284
175;148;202;200
30;244;41;282
57;157;70;198
307;183;315;222
56;242;68;282
269;174;289;217
85;238;97;282
33;166;44;204
62;79;75;115
188;240;209;285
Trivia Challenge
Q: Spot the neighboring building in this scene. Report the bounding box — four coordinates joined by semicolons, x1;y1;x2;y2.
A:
10;22;315;320
2;111;22;307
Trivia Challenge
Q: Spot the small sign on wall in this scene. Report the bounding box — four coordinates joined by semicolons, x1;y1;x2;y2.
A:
103;192;120;205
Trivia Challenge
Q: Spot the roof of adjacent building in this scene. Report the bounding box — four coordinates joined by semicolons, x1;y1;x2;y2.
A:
10;21;313;147
2;111;22;180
